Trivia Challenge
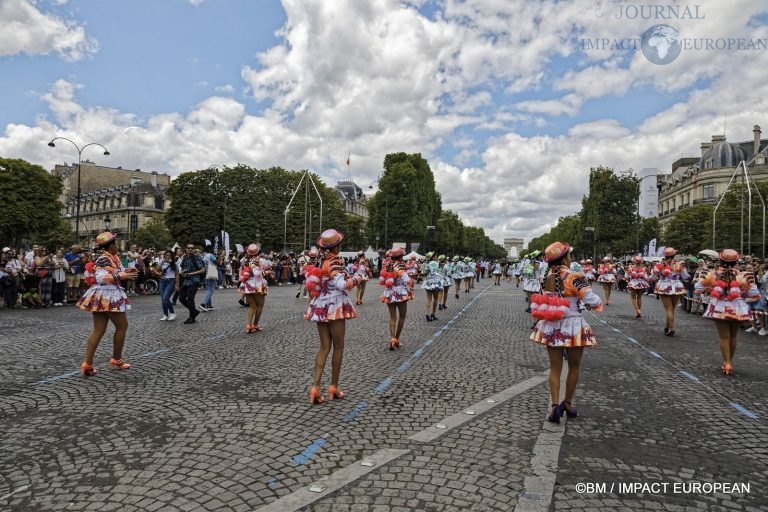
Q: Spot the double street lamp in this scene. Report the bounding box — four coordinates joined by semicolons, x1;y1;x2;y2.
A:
48;137;110;242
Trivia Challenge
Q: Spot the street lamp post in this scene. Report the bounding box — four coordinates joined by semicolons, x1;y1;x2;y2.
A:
104;215;111;232
635;174;657;253
369;180;389;250
48;137;110;243
129;177;142;239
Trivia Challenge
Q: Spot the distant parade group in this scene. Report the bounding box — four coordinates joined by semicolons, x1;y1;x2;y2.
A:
55;228;763;421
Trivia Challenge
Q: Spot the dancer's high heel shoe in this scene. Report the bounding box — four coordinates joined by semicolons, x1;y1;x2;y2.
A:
560;400;578;418
722;363;734;375
430;314;437;321
547;403;563;424
109;358;131;370
389;337;400;350
309;386;325;404
425;314;432;322
81;362;96;377
327;385;345;400
245;323;255;333
635;310;642;318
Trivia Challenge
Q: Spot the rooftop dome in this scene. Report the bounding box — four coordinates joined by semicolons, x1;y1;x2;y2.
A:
700;137;747;169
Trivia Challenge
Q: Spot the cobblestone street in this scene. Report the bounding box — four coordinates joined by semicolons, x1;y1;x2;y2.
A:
1;279;767;511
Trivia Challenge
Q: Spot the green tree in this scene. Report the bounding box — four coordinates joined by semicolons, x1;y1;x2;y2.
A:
0;158;65;247
131;215;173;250
663;204;713;254
581;166;638;256
368;153;442;249
166;165;347;253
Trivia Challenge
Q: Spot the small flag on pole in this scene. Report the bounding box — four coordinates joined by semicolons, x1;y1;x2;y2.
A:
346;152;350;166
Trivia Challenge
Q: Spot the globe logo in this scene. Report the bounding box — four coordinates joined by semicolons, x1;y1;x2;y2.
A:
641;24;682;65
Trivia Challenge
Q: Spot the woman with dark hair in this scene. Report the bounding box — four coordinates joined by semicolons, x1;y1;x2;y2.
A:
695;249;759;375
76;232;138;377
380;247;413;349
239;243;272;333
530;242;602;423
304;229;362;404
652;247;688;336
155;250;177;321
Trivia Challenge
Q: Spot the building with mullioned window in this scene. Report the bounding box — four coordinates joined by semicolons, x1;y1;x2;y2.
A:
52;162;171;247
657;126;768;231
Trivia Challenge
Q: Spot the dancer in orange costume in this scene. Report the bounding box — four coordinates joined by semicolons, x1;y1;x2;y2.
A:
596;256;616;305
304;229;362;404
695;249;759;375
652;247;688;336
77;232;138;377
380;247;414;350
625;254;650;318
530;242;602;423
238;243;272;333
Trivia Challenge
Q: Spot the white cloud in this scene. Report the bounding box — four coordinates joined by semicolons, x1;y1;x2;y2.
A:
0;0;97;60
214;84;235;94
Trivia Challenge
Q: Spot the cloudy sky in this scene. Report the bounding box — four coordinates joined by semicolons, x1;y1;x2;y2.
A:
1;0;767;244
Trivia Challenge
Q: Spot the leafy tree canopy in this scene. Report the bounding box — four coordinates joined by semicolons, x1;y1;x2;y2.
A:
0;158;64;247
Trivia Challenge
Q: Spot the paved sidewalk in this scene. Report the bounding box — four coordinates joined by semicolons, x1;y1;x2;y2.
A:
1;280;766;511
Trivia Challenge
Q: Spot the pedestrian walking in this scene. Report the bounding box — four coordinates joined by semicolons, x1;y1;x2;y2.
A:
153;250;177;321
652;247;688;336
76;232;138;377
380;247;413;350
239;243;272;333
303;229;362;404
200;245;218;311
695;249;760;375
178;243;204;324
530;242;602;423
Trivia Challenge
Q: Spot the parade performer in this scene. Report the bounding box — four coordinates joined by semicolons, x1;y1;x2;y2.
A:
380;247;413;350
530;242;602;423
492;259;502;286
239;243;273;333
652;247;688;336
513;258;522;286
582;259;596;282
304;229;362;404
626;255;650;318
77;232;138;377
596;256;616;305
421;252;443;321
452;255;463;299
522;258;543;312
353;250;372;305
438;255;452;311
463;256;474;293
695;249;759;375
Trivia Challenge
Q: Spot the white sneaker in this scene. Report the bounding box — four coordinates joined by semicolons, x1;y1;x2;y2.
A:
759;328;768;336
159;315;168;321
745;327;756;333
167;313;176;321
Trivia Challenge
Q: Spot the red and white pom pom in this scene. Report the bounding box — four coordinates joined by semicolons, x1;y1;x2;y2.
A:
239;268;251;282
726;286;741;301
379;276;386;285
661;268;671;278
385;277;395;288
654;263;664;273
